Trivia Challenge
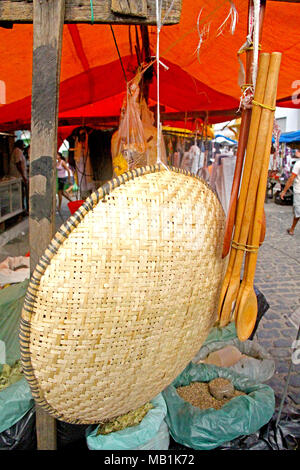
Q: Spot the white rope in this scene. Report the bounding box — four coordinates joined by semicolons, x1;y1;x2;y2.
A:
237;1;261;109
252;0;260;88
196;1;238;61
155;0;162;164
195;9;211;63
217;1;238;37
155;0;169;170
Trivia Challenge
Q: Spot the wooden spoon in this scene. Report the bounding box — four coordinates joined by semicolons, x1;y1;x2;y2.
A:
220;53;280;327
218;53;270;325
236;52;282;340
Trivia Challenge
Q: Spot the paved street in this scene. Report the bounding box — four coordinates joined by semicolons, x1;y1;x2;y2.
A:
252;199;300;408
0;197;299;410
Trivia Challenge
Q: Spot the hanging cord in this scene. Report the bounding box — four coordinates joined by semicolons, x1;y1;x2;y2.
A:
252;0;260;88
90;0;94;25
237;1;261;110
110;25;129;86
155;0;162;165
155;0;171;170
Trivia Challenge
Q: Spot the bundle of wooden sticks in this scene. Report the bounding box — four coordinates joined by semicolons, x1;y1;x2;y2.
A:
218;52;282;341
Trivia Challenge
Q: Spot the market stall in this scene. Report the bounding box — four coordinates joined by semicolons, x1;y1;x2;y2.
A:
0;0;300;453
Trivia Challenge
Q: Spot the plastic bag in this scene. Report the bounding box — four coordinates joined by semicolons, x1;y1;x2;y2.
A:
57;420;89;450
86;393;168;450
162;362;275;450
0;407;36;450
0;280;29;366
193;338;275;384
0;281;34;437
140;98;167;166
218;403;300;450
111;74;147;174
132;420;169;450
0;256;30;286
0;377;34;434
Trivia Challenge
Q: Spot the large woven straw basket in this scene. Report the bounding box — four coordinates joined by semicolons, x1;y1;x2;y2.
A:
20;165;226;424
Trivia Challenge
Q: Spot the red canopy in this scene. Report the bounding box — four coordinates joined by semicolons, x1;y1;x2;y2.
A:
0;0;299;131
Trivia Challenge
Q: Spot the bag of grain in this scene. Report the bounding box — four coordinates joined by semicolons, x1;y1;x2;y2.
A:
86;393;169;450
162;362;275;450
193;324;275;383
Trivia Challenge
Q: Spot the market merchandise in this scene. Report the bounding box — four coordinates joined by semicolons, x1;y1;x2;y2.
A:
218;52;282;341
0;360;23;392
96;403;153;436
19;166;226;424
176;379;244;410
86;394;168;451
203;346;242;367
163;362;275;450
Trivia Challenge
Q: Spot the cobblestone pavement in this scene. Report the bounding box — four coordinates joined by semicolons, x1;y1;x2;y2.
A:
252;199;300;408
1;197;299;411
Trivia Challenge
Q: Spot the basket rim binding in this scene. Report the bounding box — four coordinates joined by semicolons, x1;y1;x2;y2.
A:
19;164;223;423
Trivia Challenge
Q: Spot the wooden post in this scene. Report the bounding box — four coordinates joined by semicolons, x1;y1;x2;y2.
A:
30;0;65;450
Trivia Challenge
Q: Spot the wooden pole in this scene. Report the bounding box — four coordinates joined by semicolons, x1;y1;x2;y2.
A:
30;0;65;450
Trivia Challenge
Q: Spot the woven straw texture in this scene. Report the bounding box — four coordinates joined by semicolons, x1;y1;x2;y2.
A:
20;165;226;424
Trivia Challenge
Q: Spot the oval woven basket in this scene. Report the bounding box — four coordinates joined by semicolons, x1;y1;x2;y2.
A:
20;165;226;424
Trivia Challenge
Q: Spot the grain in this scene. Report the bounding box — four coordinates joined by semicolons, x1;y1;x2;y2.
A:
96;402;154;435
176;380;245;410
0;360;23;391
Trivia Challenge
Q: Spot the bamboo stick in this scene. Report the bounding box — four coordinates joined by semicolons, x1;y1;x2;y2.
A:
217;53;270;325
219;52;281;328
235;53;281;340
222;0;267;259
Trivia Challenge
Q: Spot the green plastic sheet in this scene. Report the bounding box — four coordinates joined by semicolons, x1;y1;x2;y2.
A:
0;280;28;366
0;377;34;434
0;280;34;433
162;362;275;450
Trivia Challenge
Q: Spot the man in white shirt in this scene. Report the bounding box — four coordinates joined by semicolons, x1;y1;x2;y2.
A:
280;149;300;235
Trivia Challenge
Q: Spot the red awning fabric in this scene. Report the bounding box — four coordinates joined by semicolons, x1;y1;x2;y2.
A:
0;0;299;131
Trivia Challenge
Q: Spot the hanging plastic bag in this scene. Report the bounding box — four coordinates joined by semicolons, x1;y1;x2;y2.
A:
140;98;167;166
111;73;147;175
162;362;275;450
86;393;169;450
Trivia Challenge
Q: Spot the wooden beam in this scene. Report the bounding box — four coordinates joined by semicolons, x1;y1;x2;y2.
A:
0;0;182;24
30;0;65;450
111;0;147;17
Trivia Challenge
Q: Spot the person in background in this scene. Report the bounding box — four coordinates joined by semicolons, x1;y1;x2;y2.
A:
280;148;300;235
9;139;29;213
56;152;72;211
64;159;75;195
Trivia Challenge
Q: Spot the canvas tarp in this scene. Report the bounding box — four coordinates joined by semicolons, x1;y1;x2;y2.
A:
0;0;299;131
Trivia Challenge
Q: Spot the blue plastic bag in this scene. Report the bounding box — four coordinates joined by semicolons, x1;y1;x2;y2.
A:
162;362;275;450
86;393;169;450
